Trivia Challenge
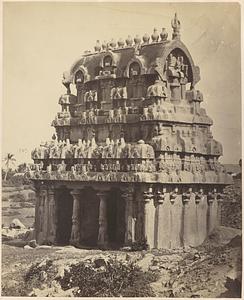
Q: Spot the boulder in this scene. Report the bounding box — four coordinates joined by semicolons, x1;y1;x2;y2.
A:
24;245;33;250
9;218;26;229
28;239;37;248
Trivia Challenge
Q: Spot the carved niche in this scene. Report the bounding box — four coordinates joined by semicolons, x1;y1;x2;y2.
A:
164;48;192;101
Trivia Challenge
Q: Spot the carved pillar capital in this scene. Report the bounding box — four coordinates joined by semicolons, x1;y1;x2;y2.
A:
207;189;217;205
70;189;81;198
170;187;178;204
156;187;167;205
182;187;193;204
143;187;154;203
195;188;204;204
217;192;224;203
48;187;55;198
97;190;109;200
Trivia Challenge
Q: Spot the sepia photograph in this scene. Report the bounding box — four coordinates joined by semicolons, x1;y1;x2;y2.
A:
1;1;242;298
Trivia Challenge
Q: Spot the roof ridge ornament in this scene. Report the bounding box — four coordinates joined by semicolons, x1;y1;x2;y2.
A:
171;13;181;40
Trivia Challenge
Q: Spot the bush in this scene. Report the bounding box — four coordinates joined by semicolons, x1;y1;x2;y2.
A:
58;257;158;297
131;239;149;251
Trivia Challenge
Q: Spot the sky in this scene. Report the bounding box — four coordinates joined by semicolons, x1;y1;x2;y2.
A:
2;2;241;165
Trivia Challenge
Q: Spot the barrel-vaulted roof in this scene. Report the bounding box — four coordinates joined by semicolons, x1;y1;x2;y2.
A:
63;14;200;87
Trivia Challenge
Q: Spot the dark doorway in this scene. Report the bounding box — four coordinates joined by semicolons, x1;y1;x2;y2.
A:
107;188;125;248
80;187;100;246
56;188;73;245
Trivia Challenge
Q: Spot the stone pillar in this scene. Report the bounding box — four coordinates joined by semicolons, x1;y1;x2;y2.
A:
48;187;57;244
38;188;46;244
43;188;49;243
123;188;134;245
155;188;166;249
207;189;217;234
217;193;223;226
70;189;81;246
34;186;40;241
182;188;193;247
97;191;108;248
143;187;154;249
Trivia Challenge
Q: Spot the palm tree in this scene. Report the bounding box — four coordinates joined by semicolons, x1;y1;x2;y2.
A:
3;153;16;181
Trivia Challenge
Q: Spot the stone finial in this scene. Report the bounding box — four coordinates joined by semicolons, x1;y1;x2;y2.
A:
62;71;71;94
160;28;168;41
118;38;125;48
126;35;133;47
110;38;116;49
142;33;150;44
134;34;141;45
171;13;181;40
151;28;159;42
102;41;107;50
94;40;101;52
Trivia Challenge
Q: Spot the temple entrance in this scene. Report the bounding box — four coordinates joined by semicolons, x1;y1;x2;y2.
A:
107;188;125;248
80;187;100;247
56;188;73;245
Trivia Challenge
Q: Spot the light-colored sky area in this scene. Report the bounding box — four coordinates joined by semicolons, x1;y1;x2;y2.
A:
2;2;241;165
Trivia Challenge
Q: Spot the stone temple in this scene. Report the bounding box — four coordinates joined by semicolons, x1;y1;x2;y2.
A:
29;14;233;249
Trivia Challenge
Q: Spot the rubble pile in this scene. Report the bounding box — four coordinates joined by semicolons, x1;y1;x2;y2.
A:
221;180;241;229
148;234;241;298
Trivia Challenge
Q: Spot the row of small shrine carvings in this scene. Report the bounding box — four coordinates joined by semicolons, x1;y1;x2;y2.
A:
27;169;232;185
31;137;222;160
32;155;224;173
52;111;211;126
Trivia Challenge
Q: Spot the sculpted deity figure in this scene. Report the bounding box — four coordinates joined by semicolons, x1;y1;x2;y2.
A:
183;156;191;172
115;160;120;171
108;109;114;122
116;107;122;122
146;80;168;101
109;143;115;158
105;137;110;146
113;87;121;99
144;107;149;120
71;166;76;177
199;156;206;172
47;164;52;174
87;161;93;171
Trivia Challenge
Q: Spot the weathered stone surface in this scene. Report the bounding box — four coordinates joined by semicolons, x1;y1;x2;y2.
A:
29;14;232;250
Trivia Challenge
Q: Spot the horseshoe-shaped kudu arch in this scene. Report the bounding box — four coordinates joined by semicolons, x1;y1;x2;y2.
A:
28;14;233;249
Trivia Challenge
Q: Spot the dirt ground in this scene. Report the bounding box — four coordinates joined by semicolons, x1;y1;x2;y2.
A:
1;226;242;297
1;179;242;297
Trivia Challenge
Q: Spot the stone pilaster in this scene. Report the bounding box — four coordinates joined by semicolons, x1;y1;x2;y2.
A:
155;188;166;248
43;187;49;243
182;188;193;247
122;188;134;245
97;191;109;248
216;192;223;226
207;189;217;234
34;186;41;241
170;187;178;204
48;187;57;244
143;187;154;248
70;189;81;246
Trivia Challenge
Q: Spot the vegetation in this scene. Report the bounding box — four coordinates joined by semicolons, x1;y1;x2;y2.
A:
3;153;16;181
22;257;159;297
